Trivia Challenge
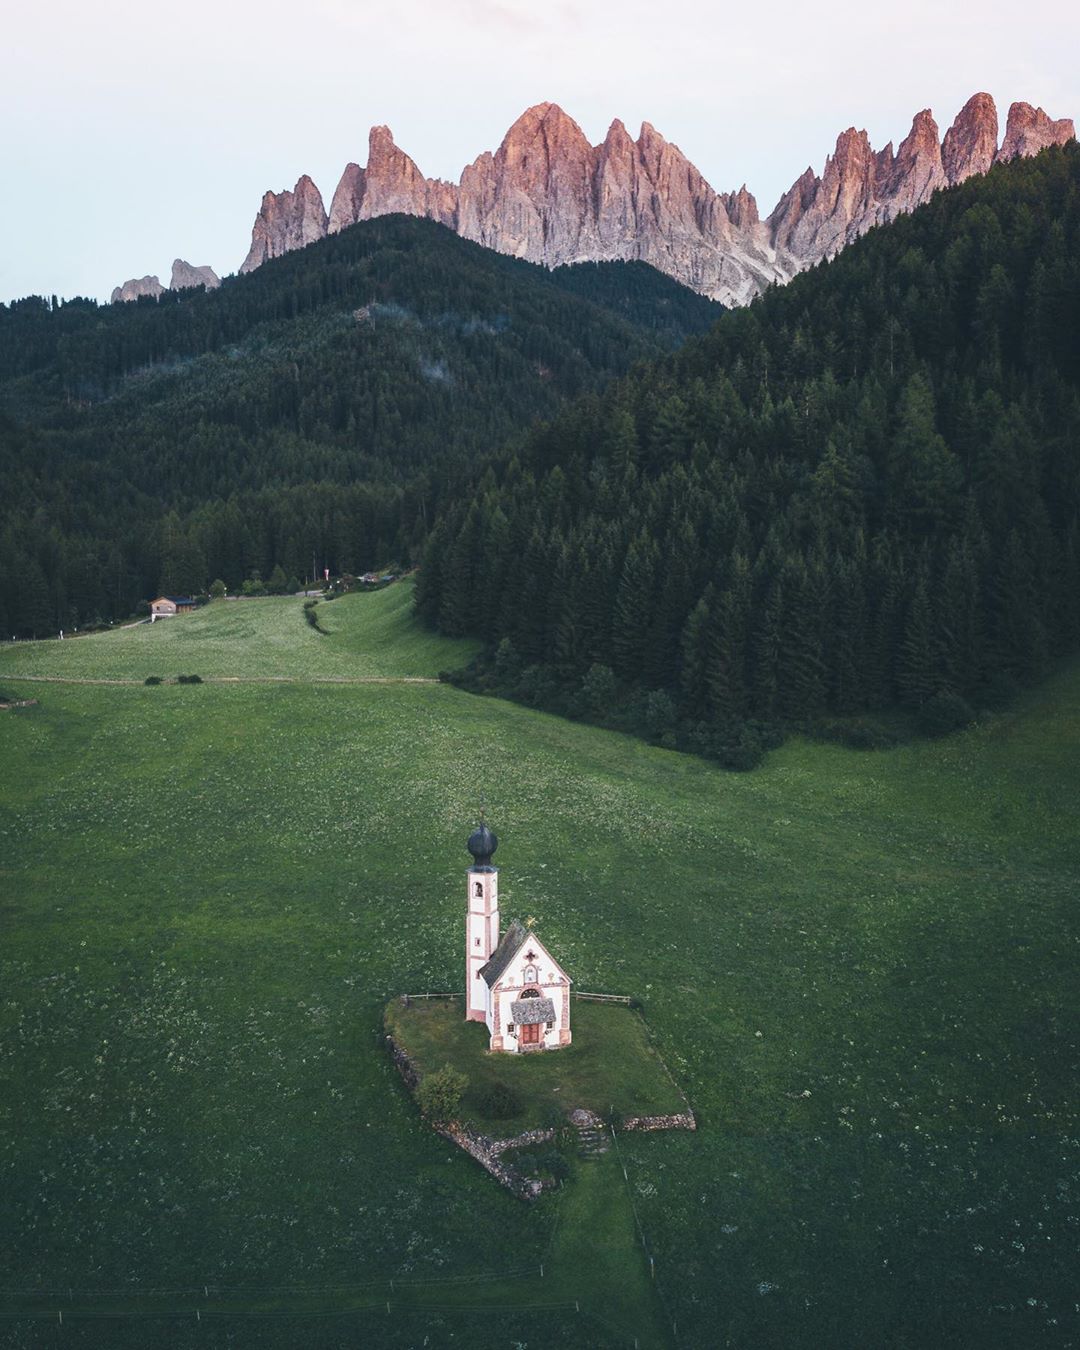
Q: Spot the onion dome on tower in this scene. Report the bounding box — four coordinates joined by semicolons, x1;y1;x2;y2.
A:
467;822;498;867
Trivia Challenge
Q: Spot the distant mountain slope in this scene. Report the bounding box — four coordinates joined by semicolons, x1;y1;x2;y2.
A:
0;215;719;637
417;144;1080;754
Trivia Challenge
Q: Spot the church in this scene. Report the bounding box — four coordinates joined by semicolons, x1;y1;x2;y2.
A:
464;822;572;1053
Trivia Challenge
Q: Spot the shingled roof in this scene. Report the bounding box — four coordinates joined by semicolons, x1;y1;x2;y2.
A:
510;997;556;1026
478;918;528;989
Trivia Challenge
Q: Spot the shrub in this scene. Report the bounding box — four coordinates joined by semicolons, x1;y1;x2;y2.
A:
493;637;521;684
176;674;204;685
476;1079;523;1121
917;691;975;738
415;1065;467;1123
144;675;163;686
209;579;227;599
538;1148;571;1181
303;601;328;634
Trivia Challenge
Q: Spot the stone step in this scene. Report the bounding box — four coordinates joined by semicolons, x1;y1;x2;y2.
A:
575;1123;611;1158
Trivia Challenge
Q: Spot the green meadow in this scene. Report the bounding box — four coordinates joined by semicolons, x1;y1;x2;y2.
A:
0;587;1078;1347
0;584;478;682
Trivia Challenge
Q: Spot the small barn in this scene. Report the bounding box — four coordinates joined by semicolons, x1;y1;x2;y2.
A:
150;596;195;620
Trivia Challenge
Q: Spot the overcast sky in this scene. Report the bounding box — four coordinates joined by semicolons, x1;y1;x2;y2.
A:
3;0;1077;302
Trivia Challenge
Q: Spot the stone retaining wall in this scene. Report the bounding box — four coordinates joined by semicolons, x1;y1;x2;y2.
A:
436;1123;555;1200
621;1111;697;1132
383;1027;552;1200
383;1021;696;1198
385;1034;419;1090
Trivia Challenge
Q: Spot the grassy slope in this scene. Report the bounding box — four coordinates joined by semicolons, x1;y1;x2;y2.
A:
0;582;478;682
0;591;1078;1347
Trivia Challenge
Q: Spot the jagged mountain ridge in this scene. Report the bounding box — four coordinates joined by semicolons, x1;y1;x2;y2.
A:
112;259;220;303
229;94;1073;307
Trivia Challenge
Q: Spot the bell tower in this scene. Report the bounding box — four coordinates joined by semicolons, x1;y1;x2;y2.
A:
465;820;499;1022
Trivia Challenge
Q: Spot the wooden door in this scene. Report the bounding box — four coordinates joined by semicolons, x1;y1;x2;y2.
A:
521;1022;540;1045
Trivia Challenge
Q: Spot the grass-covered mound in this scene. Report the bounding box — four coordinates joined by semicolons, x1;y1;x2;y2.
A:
0;591;1077;1346
386;997;686;1131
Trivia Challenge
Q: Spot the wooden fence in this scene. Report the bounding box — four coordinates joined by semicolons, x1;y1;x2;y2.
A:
573;992;632;1004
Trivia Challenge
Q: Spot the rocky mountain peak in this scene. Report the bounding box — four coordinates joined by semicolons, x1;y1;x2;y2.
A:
225;90;1075;308
110;275;164;304
170;259;220;292
942;92;998;183
721;185;759;231
239;175;328;274
997;101;1076;162
884;109;946;205
327;163;366;235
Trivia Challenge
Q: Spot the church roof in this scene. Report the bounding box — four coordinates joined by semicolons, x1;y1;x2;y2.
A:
511;997;556;1025
478;918;529;988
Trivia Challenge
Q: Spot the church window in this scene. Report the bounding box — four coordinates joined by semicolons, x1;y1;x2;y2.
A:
474;937;481;946
474;881;483;897
523;964;538;984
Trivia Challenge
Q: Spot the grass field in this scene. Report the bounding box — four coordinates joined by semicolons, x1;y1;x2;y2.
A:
386;998;687;1130
1;587;1078;1347
0;582;478;682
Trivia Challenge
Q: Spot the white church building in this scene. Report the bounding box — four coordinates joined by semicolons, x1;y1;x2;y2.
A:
464;822;572;1053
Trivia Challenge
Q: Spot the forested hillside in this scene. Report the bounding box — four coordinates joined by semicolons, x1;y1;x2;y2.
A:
417;144;1080;755
0;216;718;637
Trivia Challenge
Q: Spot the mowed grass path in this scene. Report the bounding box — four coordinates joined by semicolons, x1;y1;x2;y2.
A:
1;592;1078;1347
0;581;477;683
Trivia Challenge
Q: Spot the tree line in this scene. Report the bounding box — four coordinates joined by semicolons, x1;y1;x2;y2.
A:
0;217;718;637
416;145;1080;758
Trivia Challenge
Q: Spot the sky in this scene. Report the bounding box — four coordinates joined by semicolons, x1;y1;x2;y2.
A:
3;0;1077;303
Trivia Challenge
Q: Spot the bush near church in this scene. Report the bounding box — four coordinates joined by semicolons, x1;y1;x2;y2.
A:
415;1065;468;1123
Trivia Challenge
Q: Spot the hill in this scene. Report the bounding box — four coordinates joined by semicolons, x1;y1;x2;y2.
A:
1;587;1078;1346
0;215;719;639
0;582;475;682
417;144;1080;752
